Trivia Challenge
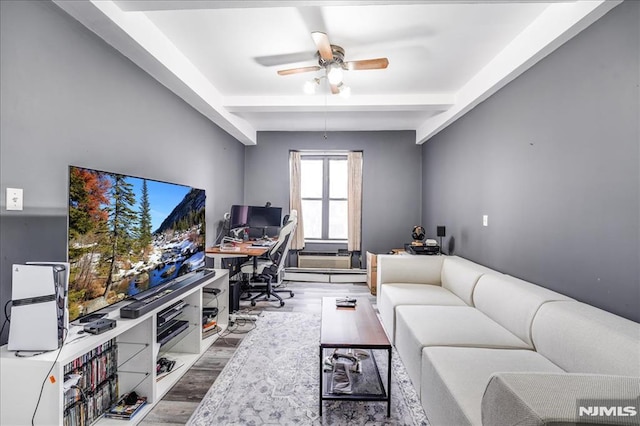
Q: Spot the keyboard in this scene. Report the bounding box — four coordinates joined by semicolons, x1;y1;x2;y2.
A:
251;240;275;247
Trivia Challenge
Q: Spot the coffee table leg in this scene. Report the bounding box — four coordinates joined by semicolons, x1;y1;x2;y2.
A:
387;348;392;417
319;345;323;416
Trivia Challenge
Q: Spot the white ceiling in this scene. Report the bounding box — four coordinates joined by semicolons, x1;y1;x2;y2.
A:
53;1;620;145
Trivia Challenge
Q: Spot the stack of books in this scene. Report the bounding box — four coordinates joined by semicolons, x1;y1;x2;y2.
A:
104;392;147;420
202;307;219;337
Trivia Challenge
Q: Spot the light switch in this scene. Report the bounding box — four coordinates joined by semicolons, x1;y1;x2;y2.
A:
6;188;23;211
482;215;488;227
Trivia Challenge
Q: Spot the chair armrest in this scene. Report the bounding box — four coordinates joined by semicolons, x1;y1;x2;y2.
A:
377;254;444;286
482;372;640;426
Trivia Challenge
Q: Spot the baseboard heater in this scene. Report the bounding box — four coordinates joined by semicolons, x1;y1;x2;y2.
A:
297;251;351;269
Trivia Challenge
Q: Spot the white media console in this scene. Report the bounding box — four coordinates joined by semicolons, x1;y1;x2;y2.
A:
0;269;229;425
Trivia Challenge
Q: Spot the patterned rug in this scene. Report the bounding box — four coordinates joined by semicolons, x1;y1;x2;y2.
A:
188;311;429;425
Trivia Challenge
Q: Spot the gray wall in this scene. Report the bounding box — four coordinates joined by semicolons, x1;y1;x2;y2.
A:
421;1;639;321
247;131;422;264
0;0;245;343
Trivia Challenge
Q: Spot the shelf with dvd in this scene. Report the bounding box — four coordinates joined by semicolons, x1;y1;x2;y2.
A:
201;282;228;344
0;269;229;426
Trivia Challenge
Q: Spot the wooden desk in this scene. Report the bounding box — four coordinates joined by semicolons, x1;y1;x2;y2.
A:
205;242;269;269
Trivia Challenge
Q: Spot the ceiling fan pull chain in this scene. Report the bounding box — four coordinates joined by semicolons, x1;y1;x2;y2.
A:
324;79;328;140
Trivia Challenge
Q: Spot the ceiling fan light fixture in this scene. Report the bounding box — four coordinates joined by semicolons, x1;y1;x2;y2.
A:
303;80;317;95
338;84;351;99
327;64;343;85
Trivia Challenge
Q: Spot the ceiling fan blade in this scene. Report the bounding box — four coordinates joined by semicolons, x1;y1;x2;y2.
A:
277;65;321;76
344;58;389;71
311;31;333;61
330;84;339;95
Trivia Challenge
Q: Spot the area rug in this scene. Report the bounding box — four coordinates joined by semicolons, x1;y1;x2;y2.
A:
188;311;429;425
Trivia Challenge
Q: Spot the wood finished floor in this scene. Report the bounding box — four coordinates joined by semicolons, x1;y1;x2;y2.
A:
139;280;376;425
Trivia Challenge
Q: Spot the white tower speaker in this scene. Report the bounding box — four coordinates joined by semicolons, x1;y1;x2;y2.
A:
7;262;69;352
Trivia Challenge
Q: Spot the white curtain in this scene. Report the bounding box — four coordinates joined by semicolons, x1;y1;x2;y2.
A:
289;151;305;250
347;151;363;252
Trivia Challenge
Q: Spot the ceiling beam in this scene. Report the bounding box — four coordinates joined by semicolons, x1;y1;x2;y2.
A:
114;1;576;12
54;0;257;145
415;0;622;145
224;94;455;113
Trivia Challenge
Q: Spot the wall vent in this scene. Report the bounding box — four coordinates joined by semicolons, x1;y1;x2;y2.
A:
297;253;351;269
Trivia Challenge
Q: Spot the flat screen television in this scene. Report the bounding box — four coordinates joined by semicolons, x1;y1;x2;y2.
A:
67;166;206;322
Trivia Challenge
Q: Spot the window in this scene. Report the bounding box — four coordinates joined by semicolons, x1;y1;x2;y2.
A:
300;155;348;241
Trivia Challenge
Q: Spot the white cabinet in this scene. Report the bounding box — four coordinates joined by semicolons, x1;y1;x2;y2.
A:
0;269;229;425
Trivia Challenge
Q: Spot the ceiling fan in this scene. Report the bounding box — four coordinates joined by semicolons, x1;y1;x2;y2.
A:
277;32;389;95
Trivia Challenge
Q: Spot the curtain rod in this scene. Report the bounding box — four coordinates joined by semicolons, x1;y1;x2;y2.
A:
290;150;363;155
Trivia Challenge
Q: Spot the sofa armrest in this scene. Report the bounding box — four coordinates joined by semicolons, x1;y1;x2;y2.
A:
482;372;640;426
377;254;444;286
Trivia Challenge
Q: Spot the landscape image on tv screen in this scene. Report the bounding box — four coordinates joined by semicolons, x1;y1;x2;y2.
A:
67;166;206;322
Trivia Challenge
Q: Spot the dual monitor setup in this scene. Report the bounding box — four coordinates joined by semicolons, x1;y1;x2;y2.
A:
228;204;283;240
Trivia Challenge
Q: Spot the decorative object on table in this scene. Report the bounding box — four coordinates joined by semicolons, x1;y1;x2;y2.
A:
411;225;426;246
335;297;357;308
323;348;370;374
437;226;446;254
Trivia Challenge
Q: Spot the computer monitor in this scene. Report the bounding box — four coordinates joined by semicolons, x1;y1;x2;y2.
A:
248;206;282;227
229;205;249;228
248;206;282;238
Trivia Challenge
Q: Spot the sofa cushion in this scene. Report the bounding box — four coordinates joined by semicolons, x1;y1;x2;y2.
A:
378;284;467;344
440;257;497;306
395;306;532;389
482;373;640;426
421;347;564;426
473;274;573;347
376;254;444;287
532;301;640;376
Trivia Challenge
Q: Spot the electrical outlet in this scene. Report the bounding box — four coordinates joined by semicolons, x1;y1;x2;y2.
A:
6;188;23;211
482;215;488;227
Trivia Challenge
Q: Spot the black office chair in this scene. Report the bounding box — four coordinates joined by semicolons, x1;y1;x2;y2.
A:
240;210;297;307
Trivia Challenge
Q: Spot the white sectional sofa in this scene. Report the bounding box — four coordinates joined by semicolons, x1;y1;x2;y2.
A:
377;255;640;426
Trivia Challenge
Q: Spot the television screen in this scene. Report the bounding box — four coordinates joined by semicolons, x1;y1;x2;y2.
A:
229;205;249;229
67;166;206;322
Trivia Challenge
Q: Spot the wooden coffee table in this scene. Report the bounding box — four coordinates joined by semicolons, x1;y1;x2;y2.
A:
319;297;392;417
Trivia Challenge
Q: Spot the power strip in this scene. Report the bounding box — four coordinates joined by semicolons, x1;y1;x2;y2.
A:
230;313;258;322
